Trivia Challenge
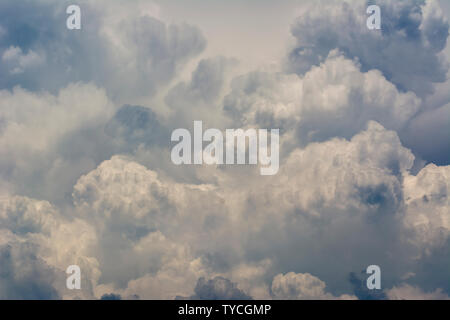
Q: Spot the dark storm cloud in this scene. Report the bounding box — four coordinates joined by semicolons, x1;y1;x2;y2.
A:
0;0;449;301
348;272;386;300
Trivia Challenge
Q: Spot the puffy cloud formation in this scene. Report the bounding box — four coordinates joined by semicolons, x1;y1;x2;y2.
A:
2;46;45;75
245;122;413;225
0;83;114;203
0;195;99;299
225;51;421;145
105;105;169;149
403;164;450;251
271;272;356;300
0;0;205;102
0;0;450;300
288;0;449;97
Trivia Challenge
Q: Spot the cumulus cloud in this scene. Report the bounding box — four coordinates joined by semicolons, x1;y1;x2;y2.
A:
100;293;122;300
0;195;99;299
0;0;450;300
178;276;252;300
246;121;414;221
225;51;421;146
271;272;356;300
288;0;449;97
0;83;114;204
70;156;231;298
102;14;206;102
166;56;237;128
403;163;450;251
0;0;205;102
386;283;450;299
2;46;45;74
231;122;420;293
402;102;450;165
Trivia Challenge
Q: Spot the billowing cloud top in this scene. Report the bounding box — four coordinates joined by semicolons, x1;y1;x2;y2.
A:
0;0;449;300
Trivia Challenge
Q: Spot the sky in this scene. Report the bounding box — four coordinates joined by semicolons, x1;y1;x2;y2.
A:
0;0;449;300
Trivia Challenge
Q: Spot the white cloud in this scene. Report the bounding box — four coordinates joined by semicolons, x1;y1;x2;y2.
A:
225;51;421;145
0;0;449;300
287;0;449;97
0;83;114;203
0;195;99;299
2;46;45;74
403;163;450;251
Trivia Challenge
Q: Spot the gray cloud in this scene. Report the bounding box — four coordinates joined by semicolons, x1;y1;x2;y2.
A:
224;51;421;147
0;0;449;300
100;293;122;300
0;0;206;102
348;271;386;300
287;0;449;97
178;276;252;300
271;272;356;300
386;283;450;299
0;243;61;299
105;105;169;149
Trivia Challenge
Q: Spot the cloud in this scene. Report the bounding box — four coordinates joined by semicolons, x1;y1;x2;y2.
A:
71;156;229;298
2;46;45;74
287;0;449;97
246;121;414;221
271;272;356;300
0;0;449;300
66;121;450;298
0;242;61;299
0;0;206;102
103;14;206;102
100;293;122;300
166;56;237;128
386;283;450;299
225;51;421;146
232;122;418;292
178;276;252;300
401;102;450;165
0;195;99;299
403;163;450;251
0;83;114;204
348;271;386;300
105;104;169;149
